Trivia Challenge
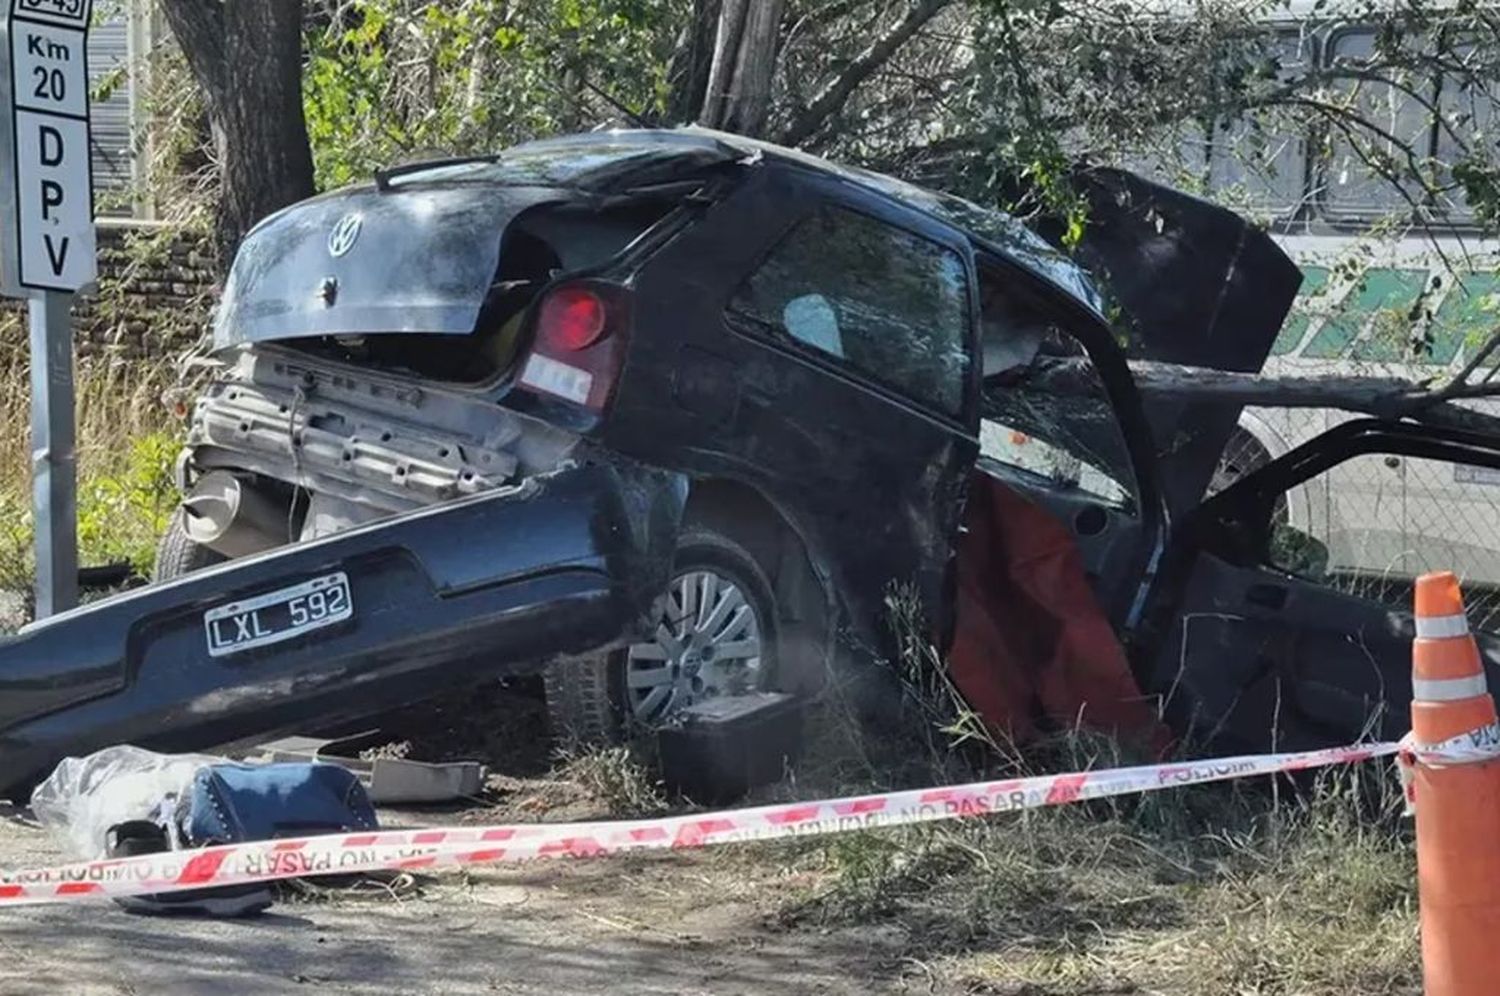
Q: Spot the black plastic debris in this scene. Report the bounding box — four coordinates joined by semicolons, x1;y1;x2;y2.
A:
658;692;803;804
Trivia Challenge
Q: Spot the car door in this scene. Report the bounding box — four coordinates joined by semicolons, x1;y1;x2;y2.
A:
973;253;1167;627
612;164;981;651
1138;418;1500;754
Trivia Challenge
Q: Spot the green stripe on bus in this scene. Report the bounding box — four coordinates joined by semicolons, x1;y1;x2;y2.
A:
1304;268;1428;360
1271;266;1331;356
1427;272;1500;366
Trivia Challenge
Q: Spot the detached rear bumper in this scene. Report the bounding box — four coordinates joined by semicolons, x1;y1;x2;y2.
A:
0;463;685;800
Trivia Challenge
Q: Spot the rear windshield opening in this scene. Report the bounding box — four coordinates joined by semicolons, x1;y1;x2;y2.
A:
288;200;673;384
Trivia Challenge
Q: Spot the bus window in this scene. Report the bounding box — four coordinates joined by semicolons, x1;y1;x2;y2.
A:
1434;42;1499;221
1118;121;1211;190
1207;32;1315;216
1207;118;1306;216
1321;28;1437;219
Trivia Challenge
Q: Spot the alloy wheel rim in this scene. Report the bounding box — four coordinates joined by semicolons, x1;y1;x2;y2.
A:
624;568;764;724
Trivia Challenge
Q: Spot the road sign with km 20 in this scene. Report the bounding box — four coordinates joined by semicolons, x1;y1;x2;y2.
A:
0;0;95;294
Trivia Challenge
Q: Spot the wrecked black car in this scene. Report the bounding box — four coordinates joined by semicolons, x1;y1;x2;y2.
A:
0;128;1490;797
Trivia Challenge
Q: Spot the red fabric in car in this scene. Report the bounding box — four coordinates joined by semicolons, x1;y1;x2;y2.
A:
949;471;1170;752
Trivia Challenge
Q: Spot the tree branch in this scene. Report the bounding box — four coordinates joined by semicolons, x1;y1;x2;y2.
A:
1007;357;1500;437
779;0;954;147
1436;326;1500;399
1117;360;1435;415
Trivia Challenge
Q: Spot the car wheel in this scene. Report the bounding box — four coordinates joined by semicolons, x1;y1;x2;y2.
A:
153;507;226;582
544;525;780;745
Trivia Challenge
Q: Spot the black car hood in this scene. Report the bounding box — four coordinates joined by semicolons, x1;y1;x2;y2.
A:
1033;168;1304;512
214;183;569;347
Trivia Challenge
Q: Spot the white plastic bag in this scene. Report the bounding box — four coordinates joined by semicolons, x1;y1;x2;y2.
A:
29;745;222;859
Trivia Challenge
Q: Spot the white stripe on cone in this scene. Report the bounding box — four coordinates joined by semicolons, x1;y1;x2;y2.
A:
1412;673;1490;702
1416;613;1471;639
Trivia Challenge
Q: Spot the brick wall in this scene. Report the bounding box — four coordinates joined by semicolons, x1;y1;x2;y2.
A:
0;220;216;361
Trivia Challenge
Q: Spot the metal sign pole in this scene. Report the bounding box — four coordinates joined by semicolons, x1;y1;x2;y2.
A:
28;289;74;615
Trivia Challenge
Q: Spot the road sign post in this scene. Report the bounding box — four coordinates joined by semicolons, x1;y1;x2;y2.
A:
28;289;74;614
0;0;96;617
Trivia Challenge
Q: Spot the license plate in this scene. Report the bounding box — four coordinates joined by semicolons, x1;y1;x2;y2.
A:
204;572;353;658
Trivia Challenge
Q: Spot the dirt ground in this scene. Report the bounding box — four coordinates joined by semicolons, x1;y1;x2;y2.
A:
0;687;935;996
0;802;928;996
0;687;1421;996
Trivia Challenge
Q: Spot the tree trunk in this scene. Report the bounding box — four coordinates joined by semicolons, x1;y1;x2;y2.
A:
1121;360;1431;416
1008;357;1500;440
698;0;784;136
666;0;722;124
160;0;315;270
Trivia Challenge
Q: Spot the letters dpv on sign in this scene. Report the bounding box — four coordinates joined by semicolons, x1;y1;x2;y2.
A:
4;0;95;293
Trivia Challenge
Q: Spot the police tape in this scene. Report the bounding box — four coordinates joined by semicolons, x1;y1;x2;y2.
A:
1395;721;1500;813
0;740;1398;907
1401;721;1500;768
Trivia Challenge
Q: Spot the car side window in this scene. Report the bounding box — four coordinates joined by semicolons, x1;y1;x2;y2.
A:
728;205;971;415
1264;451;1500;632
977;277;1137;513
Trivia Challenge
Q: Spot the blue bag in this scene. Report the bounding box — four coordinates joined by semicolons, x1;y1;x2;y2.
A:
184;761;379;846
109;761;378;917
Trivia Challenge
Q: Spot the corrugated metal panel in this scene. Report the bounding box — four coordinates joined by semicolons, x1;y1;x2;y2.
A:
87;13;133;206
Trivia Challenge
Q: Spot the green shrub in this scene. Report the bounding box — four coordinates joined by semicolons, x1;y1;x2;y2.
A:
0;428;182;614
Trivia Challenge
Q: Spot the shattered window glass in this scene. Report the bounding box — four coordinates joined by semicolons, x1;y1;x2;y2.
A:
977;281;1136;513
1266;451;1500;632
728;205;971;415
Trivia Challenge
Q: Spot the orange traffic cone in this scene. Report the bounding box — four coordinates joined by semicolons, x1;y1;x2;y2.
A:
1410;571;1500;995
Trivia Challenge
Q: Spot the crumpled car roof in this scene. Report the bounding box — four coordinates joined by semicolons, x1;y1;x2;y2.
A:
515;129;1109;316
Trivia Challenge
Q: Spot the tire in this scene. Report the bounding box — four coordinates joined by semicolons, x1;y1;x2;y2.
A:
153;507;226;582
544;524;781;746
543;654;620;747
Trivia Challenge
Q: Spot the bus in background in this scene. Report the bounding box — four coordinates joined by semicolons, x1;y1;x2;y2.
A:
1115;1;1500;606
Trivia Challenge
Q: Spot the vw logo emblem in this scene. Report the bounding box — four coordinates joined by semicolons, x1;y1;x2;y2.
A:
328;213;362;258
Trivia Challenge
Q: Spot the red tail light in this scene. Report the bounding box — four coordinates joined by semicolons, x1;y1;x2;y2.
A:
517;281;630;411
538;286;607;351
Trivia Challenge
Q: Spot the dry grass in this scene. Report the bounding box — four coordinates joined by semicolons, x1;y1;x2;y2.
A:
0;324;185;598
555;745;670;818
766;762;1416;995
0;321;180;481
748;588;1422;995
534;591;1420;993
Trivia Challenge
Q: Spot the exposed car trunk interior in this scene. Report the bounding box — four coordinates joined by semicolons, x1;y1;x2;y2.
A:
182;345;586;564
